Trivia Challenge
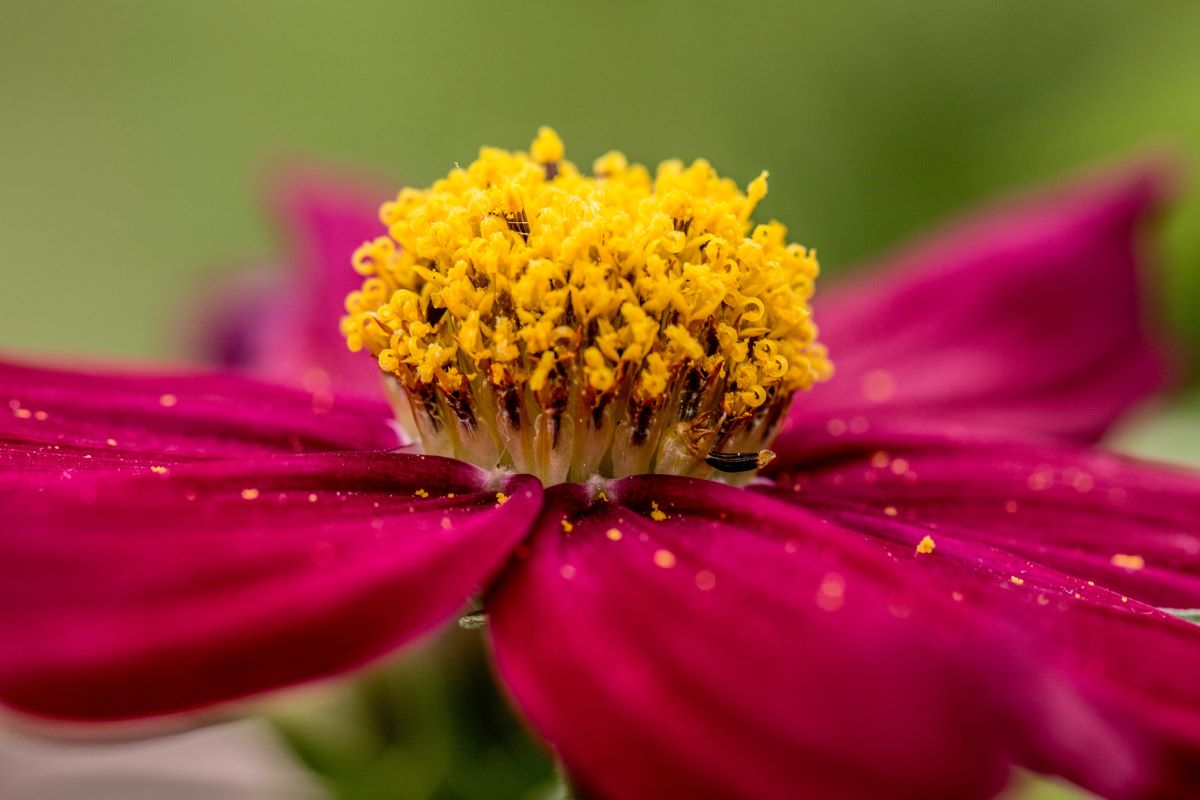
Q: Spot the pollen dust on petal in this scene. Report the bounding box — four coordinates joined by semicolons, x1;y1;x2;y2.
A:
915;535;936;555
1110;553;1145;571
240;488;260;500
816;572;846;612
861;369;896;403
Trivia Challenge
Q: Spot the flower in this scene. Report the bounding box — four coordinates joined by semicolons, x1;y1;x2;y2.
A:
2;131;1199;800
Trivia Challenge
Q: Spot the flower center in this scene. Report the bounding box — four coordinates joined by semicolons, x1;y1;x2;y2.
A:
342;128;831;483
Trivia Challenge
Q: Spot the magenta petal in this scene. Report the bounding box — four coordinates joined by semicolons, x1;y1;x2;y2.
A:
487;477;1073;800
0;453;539;722
0;358;398;475
763;443;1200;796
780;161;1174;458
771;438;1200;609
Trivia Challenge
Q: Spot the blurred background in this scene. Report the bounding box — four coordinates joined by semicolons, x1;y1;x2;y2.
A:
2;1;1198;798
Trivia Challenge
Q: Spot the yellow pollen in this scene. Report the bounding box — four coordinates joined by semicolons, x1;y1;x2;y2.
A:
653;549;677;569
342;128;831;483
1110;553;1146;571
560;518;574;533
1010;575;1025;586
414;488;429;498
884;506;898;517
240;488;260;500
13;408;32;420
149;465;169;475
606;527;623;541
105;438;118;447
495;491;509;505
649;501;667;521
159;393;178;408
308;493;318;503
915;535;936;554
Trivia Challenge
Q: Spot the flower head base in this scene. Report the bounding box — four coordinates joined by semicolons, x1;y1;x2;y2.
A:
342;128;831;482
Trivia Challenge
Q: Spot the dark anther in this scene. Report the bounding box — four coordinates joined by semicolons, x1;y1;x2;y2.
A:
543;161;560;181
501;385;521;430
678;369;703;421
425;302;447;325
673;216;692;233
563;290;576;326
631;403;654;446
444;390;477;430
415;390;443;432
505;209;531;242
591;392;610;427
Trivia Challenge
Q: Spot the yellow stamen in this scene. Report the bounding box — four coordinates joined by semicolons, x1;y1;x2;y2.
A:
343;129;831;482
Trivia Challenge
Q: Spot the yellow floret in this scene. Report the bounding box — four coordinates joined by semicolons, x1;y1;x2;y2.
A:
342;128;832;482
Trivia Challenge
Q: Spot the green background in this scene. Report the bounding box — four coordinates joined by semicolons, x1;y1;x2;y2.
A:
2;2;1199;798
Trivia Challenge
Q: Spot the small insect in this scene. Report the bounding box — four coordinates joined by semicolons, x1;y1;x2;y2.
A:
458;609;488;630
705;449;776;473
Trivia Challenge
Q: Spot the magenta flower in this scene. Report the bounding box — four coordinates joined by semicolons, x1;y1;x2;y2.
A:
3;132;1199;800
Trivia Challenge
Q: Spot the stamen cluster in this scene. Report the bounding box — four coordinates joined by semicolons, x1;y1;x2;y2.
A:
342;128;831;482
